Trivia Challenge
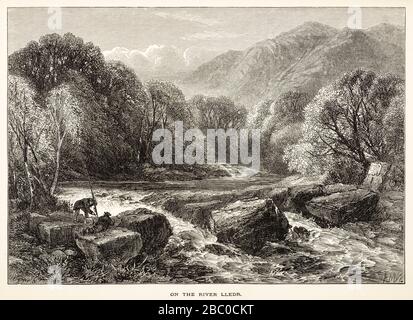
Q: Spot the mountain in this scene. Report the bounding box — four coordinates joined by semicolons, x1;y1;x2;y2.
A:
181;22;405;106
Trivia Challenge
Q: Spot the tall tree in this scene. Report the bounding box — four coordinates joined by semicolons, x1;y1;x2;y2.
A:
285;69;404;180
8;33;107;98
143;80;190;162
8;75;50;207
46;84;81;195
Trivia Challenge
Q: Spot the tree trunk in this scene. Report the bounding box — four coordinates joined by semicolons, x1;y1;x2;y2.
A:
50;136;64;195
23;151;34;209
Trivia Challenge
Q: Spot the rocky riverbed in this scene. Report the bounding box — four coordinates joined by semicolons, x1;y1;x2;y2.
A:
35;172;403;284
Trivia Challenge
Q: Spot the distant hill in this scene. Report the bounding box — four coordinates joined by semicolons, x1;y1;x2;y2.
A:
181;22;405;106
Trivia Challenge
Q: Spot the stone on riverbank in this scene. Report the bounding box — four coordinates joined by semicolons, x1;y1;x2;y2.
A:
305;189;380;227
38;221;83;247
29;212;84;247
270;183;380;227
75;228;142;265
214;199;289;254
286;184;325;212
163;200;221;231
118;208;172;254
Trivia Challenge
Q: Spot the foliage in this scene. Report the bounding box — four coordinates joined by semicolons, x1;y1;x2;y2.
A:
8;33;249;206
8;75;52;207
190;95;247;130
284;69;404;185
8;33;106;98
258;91;310;173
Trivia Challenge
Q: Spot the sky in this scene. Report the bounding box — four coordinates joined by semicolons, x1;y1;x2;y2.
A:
8;7;405;75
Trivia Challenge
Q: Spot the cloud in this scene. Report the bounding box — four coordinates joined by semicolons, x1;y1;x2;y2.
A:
153;10;219;26
181;30;245;41
103;45;219;78
183;46;220;67
103;47;153;77
143;45;186;71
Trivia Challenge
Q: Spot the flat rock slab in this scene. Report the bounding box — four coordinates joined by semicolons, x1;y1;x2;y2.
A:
75;228;142;265
38;221;84;247
305;189;380;227
29;212;75;234
118;208;172;255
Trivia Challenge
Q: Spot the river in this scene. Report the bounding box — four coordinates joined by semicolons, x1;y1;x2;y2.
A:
58;169;404;284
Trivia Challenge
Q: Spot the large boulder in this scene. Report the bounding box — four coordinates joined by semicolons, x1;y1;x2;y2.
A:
269;188;289;210
213;199;290;254
286;184;325;212
162;200;221;231
29;212;84;247
118;208;172;254
305;189;380;227
38;221;84;247
75;228;142;265
29;212;75;232
181;202;218;231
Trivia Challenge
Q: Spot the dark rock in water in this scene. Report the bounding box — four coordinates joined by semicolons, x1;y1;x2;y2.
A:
118;208;172;254
287;184;325;213
119;194;132;201
204;243;240;257
214;199;290;254
281;255;326;273
269;188;289;210
270;184;379;228
258;242;292;257
97;192;109;197
305;189;380;227
75;228;142;265
180;202;220;231
163;197;184;212
163;198;221;231
290;226;311;241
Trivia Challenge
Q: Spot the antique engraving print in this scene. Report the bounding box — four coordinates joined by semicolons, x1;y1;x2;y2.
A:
7;7;405;284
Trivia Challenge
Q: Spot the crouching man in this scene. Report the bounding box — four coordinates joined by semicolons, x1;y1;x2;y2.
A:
73;198;97;222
